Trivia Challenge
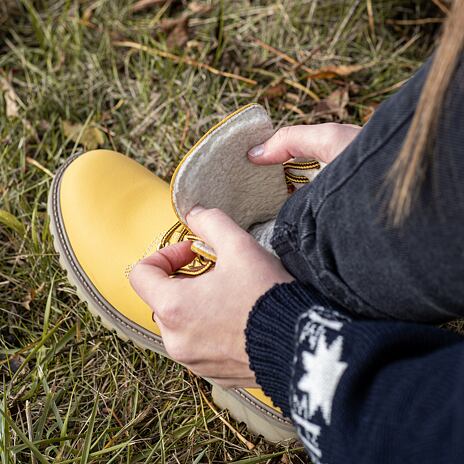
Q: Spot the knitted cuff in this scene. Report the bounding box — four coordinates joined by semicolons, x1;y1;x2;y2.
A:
245;280;330;417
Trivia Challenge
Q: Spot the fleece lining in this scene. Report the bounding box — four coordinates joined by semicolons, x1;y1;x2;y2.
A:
171;105;289;247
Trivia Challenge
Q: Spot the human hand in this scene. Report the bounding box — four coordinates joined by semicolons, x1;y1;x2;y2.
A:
129;206;294;388
248;123;362;165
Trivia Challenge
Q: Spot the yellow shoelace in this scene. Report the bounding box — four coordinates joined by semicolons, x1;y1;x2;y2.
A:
159;160;321;276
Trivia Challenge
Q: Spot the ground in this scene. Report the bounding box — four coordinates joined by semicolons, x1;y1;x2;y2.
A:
0;1;448;463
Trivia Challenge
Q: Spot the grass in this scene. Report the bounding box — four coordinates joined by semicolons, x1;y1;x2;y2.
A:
0;0;447;462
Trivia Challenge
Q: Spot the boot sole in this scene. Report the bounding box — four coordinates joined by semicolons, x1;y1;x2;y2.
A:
47;153;296;443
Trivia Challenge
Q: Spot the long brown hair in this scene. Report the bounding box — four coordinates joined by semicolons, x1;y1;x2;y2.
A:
387;0;464;225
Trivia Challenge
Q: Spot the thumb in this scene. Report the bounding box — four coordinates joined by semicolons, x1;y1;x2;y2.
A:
129;241;195;303
248;124;363;165
186;206;249;255
248;125;320;165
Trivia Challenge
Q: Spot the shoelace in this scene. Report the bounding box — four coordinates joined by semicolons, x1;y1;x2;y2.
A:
159;160;321;276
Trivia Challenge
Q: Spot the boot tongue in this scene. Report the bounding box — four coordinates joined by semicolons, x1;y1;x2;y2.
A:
170;104;289;232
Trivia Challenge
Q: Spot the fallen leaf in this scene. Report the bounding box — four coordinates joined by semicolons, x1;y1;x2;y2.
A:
21;290;34;310
21;283;44;311
130;0;166;13
261;83;286;100
0;75;19;118
307;63;371;80
314;87;349;119
166;17;190;49
62;121;105;150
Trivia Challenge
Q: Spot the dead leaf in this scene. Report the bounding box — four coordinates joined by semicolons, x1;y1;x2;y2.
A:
262;83;286;100
0;75;19;118
62;121;105;150
130;0;166;13
21;283;44;310
21;289;34;310
164;17;189;49
307;63;370;80
314;87;349;119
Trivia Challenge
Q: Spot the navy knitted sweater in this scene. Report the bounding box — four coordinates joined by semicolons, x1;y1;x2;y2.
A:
246;282;464;463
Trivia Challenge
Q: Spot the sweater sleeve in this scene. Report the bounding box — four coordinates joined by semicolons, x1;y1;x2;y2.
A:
245;281;464;464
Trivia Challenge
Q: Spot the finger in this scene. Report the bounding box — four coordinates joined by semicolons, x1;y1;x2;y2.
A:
129;241;195;303
140;240;195;272
249;123;362;165
186;206;249;254
248;125;318;164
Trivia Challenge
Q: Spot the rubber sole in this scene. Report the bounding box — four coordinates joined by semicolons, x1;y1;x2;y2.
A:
47;154;296;443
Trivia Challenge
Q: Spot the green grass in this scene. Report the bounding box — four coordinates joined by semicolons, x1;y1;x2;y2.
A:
0;1;445;462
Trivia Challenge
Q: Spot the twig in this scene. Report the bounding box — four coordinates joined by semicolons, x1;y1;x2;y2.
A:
113;41;257;85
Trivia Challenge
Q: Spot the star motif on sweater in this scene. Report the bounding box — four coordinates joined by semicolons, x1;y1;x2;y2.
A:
297;333;347;425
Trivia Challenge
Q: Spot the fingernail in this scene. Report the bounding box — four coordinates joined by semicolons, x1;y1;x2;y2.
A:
248;144;265;157
187;205;205;218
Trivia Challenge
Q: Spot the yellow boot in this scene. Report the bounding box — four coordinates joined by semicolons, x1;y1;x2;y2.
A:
48;104;322;442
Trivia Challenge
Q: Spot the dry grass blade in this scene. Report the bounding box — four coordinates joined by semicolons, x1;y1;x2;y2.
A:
283;79;320;102
366;0;375;36
253;37;313;74
179;108;190;149
0;74;19;118
130;0;167;13
359;78;409;101
198;385;255;451
386;17;445;25
114;40;257;85
80;399;98;464
26;157;54;178
431;0;450;14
